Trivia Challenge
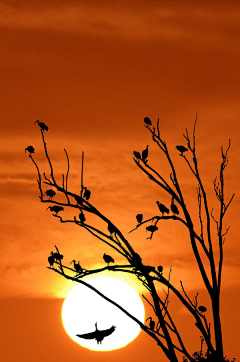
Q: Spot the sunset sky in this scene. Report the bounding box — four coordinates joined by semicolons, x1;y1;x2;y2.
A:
1;1;240;361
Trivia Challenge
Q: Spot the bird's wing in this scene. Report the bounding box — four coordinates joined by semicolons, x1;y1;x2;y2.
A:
99;326;116;338
76;330;97;340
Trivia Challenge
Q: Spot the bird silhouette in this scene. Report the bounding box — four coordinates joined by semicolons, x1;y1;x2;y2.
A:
146;225;158;233
198;305;207;313
146;317;155;330
136;213;143;224
48;254;55;267
103;253;114;266
34;120;49;131
70;260;83;274
25;146;35;155
133;151;141;160
156;201;169;216
44;189;56;200
144;117;152;126
157;265;163;274
51;251;63;261
107;222;117;236
83;189;91;200
46;206;64;214
142;145;149;162
74;195;83;205
76;322;116;344
170;199;179;215
176;145;188;155
79;211;86;223
132;252;142;266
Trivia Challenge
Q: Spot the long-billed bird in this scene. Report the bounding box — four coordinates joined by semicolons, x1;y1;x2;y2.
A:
146;225;158;233
79;211;86;223
25;146;35;154
133;151;141;160
46;205;64;214
176;145;188;155
170;198;179;215
156;201;169;216
70;260;83;274
51;251;63;261
103;253;114;266
44;189;56;200
48;254;55;267
142;145;149;162
34;120;49;131
144;117;152;126
136;213;143;224
76;323;116;344
146;317;155;330
198;305;207;313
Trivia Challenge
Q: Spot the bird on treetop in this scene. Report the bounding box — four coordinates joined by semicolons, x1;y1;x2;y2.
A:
44;189;56;200
142;145;149;162
133;151;141;160
25;146;35;154
170;198;179;215
176;145;188;155
46;205;64;214
79;211;86;223
136;214;143;224
34;120;49;131
198;305;207;313
156;201;169;216
146;225;158;233
103;253;114;266
144;117;152;126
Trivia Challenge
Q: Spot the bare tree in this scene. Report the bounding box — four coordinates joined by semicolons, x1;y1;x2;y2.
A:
26;117;235;362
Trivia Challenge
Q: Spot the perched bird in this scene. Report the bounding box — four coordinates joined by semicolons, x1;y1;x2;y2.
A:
103;253;114;266
156;201;169;216
146;225;158;233
83;188;91;200
142;145;149;162
74;195;83;205
76;322;116;344
34;120;49;131
157;265;163;274
44;189;56;200
136;213;143;224
144;117;152;126
48;254;55;267
133;151;141;160
198;305;207;313
46;205;64;214
79;211;86;223
107;222;117;235
132;252;142;266
146;317;155;330
51;251;63;261
70;260;83;274
25;146;35;155
170;199;179;215
176;145;188;155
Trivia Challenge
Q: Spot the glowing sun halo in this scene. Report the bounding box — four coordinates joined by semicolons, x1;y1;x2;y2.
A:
61;276;145;351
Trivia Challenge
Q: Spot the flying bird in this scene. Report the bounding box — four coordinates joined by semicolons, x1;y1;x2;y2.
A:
34;120;49;131
136;213;143;224
142;145;149;162
156;201;169;216
83;189;91;200
198;305;207;313
133;151;141;160
170;199;179;215
146;317;155;330
46;206;64;214
103;253;114;266
176;145;188;155
25;146;35;154
76;323;116;344
144;117;152;126
79;211;86;223
146;225;158;233
70;260;83;274
44;189;56;200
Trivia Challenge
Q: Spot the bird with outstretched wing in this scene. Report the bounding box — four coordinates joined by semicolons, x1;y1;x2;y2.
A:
76;322;116;344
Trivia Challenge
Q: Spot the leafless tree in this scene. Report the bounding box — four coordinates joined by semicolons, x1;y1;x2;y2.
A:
27;116;235;362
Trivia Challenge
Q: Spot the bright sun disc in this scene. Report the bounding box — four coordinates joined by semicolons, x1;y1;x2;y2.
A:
61;276;145;351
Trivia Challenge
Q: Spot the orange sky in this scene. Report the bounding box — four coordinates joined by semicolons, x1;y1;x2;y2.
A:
0;1;240;361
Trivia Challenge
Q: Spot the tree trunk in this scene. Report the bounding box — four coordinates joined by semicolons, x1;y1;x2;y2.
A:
212;291;224;360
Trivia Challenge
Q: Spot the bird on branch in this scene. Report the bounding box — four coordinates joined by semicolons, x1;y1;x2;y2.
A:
133;151;141;160
157;265;163;274
25;146;35;155
70;260;83;274
170;198;179;215
146;225;158;233
146;317;155;330
156;201;169;216
44;189;56;200
83;188;91;200
51;251;63;262
48;254;55;267
142;145;149;162
136;213;143;225
103;253;114;266
176;145;188;155
198;305;207;313
46;206;64;214
34;120;49;131
144;117;152;126
79;211;86;223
